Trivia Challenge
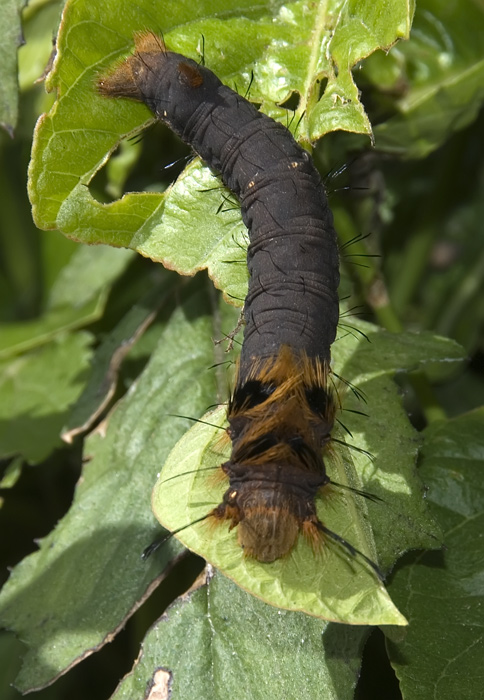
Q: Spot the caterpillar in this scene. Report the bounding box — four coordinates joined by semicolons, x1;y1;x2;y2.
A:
99;32;378;572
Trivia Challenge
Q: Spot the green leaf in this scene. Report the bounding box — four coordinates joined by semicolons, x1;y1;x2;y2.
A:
154;405;401;626
333;326;464;567
0;297;105;360
46;242;134;309
0;456;23;490
386;408;484;700
112;569;368;700
309;0;414;140
55;161;249;304
368;0;484;157
62;277;173;443
28;0;413;282
0;280;223;693
0;331;92;463
0;244;133;360
0;0;27;135
153;323;464;624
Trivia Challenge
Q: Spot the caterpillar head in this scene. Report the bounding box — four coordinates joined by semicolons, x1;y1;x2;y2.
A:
97;31;222;129
211;462;326;563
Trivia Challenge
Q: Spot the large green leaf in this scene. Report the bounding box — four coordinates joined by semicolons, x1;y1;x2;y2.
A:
153;323;464;624
0;281;223;693
112;569;368;700
28;0;413;289
386;408;484;700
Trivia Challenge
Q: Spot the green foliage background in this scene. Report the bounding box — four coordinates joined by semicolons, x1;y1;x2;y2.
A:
0;1;483;699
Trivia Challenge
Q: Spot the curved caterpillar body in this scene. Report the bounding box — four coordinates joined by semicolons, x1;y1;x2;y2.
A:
99;32;342;563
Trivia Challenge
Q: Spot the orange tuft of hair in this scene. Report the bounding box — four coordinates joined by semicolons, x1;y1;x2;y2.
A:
97;31;167;101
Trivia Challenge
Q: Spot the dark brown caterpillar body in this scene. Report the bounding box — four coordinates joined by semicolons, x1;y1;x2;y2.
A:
99;32;342;563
